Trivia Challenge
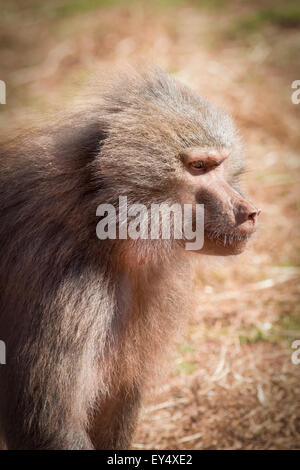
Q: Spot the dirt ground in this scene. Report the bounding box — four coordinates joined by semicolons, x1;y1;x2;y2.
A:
0;0;299;450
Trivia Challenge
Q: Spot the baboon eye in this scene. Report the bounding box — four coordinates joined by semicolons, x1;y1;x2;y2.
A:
189;161;205;170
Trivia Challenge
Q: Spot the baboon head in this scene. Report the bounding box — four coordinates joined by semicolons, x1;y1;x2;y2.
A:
97;67;260;258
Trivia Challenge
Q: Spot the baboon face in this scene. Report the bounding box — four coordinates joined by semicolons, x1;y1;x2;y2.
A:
99;68;260;256
178;146;260;256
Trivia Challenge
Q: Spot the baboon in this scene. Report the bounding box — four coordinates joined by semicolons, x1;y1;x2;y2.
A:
0;67;260;449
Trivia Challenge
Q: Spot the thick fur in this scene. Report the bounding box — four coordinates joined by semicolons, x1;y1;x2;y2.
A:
0;67;244;449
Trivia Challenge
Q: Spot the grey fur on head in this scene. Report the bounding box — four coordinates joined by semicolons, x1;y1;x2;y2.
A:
75;66;244;207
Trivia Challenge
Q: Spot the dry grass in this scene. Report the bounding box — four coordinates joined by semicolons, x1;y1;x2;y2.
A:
0;0;299;450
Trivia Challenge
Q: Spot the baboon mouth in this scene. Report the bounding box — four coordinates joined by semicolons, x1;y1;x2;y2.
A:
205;231;252;244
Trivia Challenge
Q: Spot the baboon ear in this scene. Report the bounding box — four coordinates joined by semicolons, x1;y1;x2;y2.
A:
52;119;108;170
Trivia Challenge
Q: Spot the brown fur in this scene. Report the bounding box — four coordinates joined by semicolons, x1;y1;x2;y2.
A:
0;67;258;449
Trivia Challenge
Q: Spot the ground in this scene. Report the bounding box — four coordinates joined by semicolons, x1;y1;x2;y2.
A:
0;0;299;450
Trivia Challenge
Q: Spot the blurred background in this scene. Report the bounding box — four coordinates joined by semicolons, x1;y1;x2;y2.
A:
0;0;299;449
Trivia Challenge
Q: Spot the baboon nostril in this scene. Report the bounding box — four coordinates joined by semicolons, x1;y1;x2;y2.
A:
248;207;261;223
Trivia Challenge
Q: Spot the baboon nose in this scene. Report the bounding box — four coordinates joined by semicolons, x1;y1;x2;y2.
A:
236;203;260;225
248;209;259;223
248;211;257;222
